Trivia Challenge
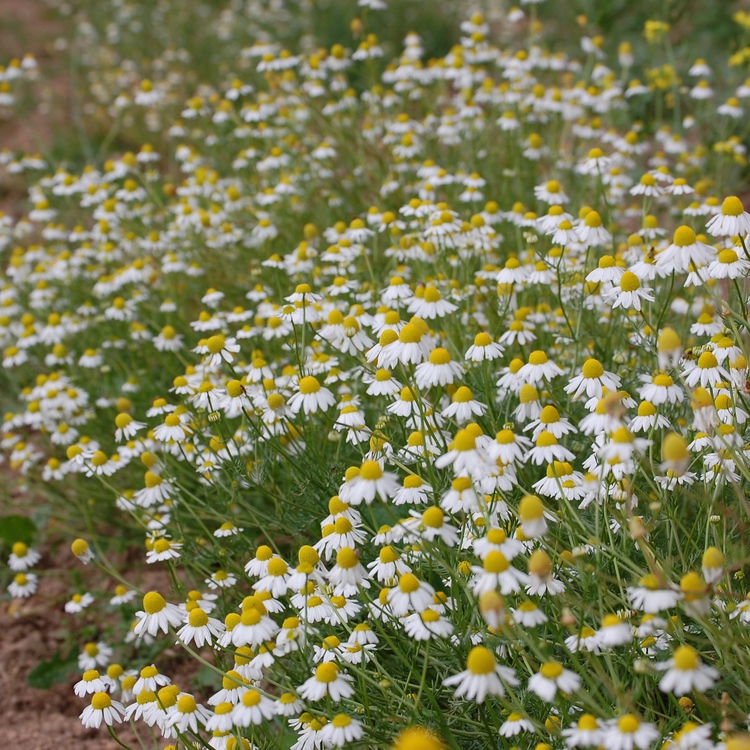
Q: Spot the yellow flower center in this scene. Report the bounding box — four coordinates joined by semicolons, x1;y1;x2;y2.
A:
336;547;359;569
143;591;166;614
722;196;745;216
618;715;640;734
466;646;496;675
315;663;339;683
697;351;718;370
399;573;420;593
519;495;544;520
673;225;696;246
429;348;451;365
422;507;444;528
91;692;112;711
178;695;197;713
206;335;226;354
582;358;604;379
453;386;473;403
399;324;422;343
360;460;383;480
453;430;476;452
484;550;509;573
578;714;599;731
619;271;640;292
540;661;563;679
299;376;321;394
673;645;700;671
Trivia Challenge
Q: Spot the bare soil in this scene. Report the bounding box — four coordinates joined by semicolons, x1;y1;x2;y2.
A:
0;0;115;744
0;568;130;749
0;0;70;215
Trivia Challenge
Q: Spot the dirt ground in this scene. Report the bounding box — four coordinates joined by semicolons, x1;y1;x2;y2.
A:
1;2;136;743
0;560;137;749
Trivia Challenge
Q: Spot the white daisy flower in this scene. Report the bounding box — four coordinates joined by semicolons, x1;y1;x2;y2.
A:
340;460;399;505
499;713;535;737
231;688;276;726
442;646;518;702
322;714;364;747
79;692;124;729
596;615;633;647
65;592;95;613
470;551;528;595
705;195;750;236
707;247;750;279
387;573;436;615
7;542;41;571
74;670;115;697
8;572;38;598
601;715;660;750
134;591;185;637
656;645;719;696
403;608;455;640
167;694;213;733
563;714;604;748
603;271;654;311
177;608;225;647
287;376;336;415
628;575;682;613
528;661;581;701
565;358;621;401
298;663;354;702
465;332;504;362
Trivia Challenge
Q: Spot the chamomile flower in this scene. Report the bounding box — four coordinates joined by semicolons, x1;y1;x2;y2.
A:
464;332;504;362
707;247;750;279
177;608;225;647
442;646;518;702
8;572;38;598
231;688;276;726
604;271;654;311
441;386;487;423
387;573;436;615
602;715;660;750
167;694;213;733
78;641;113;671
343;460;400;505
656;645;719;696
565;358;621;401
79;692;124;729
563;714;604;748
403;608;454;640
298;662;354;702
287;376;336;415
519;350;564;384
7;541;41;571
74;670;115;697
596;615;633;647
499;713;535;737
701;547;725;585
683;352;730;388
528;661;581;701
512;600;549;627
628;574;682;613
134;591;185;636
470;550;528;595
705;196;750;236
65;592;95;613
415;348;465;389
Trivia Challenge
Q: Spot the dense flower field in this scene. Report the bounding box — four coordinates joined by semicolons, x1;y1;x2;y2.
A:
2;1;750;749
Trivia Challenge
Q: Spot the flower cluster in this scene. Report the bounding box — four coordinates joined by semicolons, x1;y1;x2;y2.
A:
3;2;750;750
